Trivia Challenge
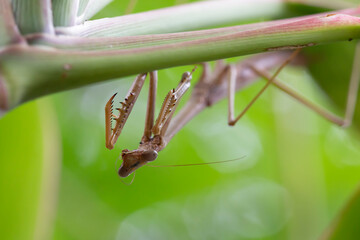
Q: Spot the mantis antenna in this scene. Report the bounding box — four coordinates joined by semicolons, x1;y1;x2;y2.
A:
148;156;246;167
119;172;136;185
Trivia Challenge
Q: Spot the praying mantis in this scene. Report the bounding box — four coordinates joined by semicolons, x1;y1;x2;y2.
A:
105;43;360;178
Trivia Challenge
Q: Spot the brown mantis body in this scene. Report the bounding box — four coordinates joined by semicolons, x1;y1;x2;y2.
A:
105;44;360;178
106;70;194;177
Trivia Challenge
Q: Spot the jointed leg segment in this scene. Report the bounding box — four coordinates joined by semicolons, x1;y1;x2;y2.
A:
251;68;347;126
142;71;158;143
253;42;360;127
227;49;301;126
105;69;195;151
152;69;194;138
105;73;147;149
226;42;360;128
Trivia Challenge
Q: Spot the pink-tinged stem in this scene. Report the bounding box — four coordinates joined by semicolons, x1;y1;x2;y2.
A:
30;8;360;51
2;12;360;110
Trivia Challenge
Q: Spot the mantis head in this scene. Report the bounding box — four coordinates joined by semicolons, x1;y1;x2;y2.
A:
118;149;158;177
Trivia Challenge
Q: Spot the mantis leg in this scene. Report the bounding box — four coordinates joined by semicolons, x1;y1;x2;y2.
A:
141;71;158;143
152;68;195;139
227;49;301;126
105;73;147;150
250;42;360;127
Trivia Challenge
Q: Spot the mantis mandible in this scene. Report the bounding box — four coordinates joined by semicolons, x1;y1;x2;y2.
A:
105;44;360;178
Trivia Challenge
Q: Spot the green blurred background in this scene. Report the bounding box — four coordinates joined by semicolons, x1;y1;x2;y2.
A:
1;0;360;239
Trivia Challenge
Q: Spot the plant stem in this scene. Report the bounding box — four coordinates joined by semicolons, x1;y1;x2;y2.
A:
0;0;25;46
29;8;360;52
2;13;360;110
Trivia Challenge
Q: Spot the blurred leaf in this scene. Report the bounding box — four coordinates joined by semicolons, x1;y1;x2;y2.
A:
11;0;54;34
52;0;79;27
59;0;295;37
77;0;114;22
116;178;291;240
0;99;61;240
321;183;360;240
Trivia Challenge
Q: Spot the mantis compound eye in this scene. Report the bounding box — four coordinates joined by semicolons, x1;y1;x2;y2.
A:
142;150;158;162
118;150;158;177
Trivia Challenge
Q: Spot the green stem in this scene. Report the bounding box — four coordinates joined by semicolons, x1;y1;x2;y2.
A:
2;13;360;110
28;8;360;52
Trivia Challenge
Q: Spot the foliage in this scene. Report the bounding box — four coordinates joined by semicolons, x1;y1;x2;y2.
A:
1;0;360;240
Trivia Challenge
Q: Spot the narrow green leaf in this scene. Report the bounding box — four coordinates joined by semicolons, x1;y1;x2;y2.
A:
0;99;61;240
52;0;79;27
57;0;355;38
321;183;360;240
77;0;90;16
3;13;360;110
11;0;54;34
77;0;114;23
56;0;306;37
0;0;25;46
